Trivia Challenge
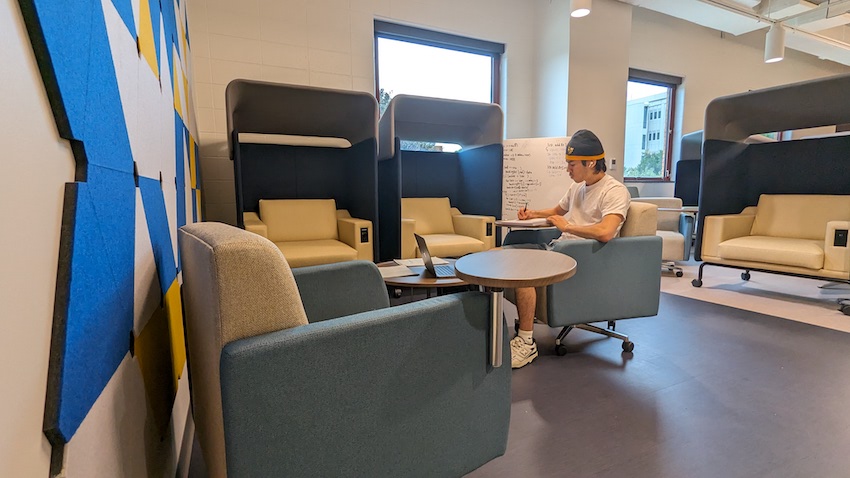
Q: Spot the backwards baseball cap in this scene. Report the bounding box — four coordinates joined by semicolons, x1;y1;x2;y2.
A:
565;129;605;161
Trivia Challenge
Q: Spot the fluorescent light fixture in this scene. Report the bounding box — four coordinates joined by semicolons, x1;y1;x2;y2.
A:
764;23;786;63
571;0;591;18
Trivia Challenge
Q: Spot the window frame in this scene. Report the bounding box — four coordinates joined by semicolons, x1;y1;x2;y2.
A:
373;20;505;105
624;68;681;182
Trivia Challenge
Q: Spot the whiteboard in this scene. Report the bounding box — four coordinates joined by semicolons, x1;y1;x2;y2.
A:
502;136;574;220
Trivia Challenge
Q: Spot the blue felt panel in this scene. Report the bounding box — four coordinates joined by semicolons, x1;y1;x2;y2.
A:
146;0;161;81
139;177;177;294
175;111;187;231
160;0;177;85
49;168;136;442
109;0;135;38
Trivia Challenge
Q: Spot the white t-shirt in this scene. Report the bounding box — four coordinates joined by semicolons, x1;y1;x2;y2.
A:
555;174;630;242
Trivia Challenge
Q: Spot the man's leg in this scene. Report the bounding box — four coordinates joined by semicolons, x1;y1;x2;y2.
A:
511;286;539;368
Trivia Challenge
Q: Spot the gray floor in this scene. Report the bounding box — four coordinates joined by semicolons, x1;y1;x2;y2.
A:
190;292;850;478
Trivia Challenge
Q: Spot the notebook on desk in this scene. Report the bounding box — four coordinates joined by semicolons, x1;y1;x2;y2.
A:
414;234;456;278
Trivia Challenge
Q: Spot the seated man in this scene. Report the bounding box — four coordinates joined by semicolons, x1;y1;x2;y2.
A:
509;129;630;368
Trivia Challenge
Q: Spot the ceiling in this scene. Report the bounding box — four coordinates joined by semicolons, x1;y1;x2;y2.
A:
618;0;850;66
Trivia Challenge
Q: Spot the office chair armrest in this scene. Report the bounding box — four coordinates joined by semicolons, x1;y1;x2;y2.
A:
502;228;562;246
701;214;756;258
401;218;416;258
452;215;496;250
824;220;850;273
243;212;268;238
337;217;373;261
292;261;390;322
219;292;510;477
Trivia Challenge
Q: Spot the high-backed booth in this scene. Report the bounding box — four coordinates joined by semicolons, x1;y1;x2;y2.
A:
694;74;850;296
674;130;702;207
226;80;380;260
377;95;504;261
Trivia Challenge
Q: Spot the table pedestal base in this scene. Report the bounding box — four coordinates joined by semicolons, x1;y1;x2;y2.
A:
487;288;504;367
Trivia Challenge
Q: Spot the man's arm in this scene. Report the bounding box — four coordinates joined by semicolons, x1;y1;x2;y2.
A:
547;213;624;243
518;204;567;220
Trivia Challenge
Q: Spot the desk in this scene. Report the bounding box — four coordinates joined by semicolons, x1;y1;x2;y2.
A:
454;249;577;367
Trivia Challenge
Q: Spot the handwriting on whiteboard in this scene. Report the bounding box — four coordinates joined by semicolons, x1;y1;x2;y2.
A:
502;137;572;220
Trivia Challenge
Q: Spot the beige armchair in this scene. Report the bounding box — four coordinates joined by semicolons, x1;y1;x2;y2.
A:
400;197;495;259
243;199;373;268
633;197;695;277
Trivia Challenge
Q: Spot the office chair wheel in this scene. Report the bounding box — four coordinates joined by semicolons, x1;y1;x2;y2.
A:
676;270;684;277
392;288;403;298
555;344;568;356
622;341;635;353
607;320;616;331
691;279;703;287
841;303;850;316
741;272;751;281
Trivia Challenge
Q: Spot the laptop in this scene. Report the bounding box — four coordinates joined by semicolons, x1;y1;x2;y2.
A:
414;234;456;278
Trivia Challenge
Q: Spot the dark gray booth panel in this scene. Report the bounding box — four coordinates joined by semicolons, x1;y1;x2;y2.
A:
378;95;504;261
696;74;850;260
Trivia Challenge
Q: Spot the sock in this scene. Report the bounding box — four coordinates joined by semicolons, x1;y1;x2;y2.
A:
518;328;533;344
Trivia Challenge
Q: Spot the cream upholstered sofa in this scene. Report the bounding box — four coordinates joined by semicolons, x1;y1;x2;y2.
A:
695;194;850;287
242;199;372;268
401;197;496;259
633;197;695;277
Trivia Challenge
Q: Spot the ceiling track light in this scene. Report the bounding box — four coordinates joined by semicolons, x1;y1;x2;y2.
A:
571;0;591;18
764;22;786;63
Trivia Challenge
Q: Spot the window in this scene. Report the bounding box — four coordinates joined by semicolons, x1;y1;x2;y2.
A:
374;21;504;152
623;69;681;181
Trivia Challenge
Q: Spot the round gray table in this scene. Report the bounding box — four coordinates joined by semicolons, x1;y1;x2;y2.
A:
454;249;577;367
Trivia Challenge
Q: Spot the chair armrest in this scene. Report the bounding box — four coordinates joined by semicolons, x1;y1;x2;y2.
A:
219;292;510;477
546;236;662;326
243;212;268;238
679;213;695;261
337;217;373;262
452;215;496;250
503;228;561;246
701;214;756;258
292;261;389;322
401;218;416;258
824;220;850;273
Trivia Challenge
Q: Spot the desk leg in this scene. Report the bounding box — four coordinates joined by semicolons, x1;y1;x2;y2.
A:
488;288;504;367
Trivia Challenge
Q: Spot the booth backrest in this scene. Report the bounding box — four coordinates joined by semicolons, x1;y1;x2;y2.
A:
620;202;658;238
750;194;850;241
401;197;455;234
259;199;339;242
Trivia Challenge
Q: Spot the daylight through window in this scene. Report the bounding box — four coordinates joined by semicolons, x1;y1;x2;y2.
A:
623;70;680;181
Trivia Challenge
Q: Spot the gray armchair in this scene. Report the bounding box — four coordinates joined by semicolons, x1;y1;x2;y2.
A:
179;222;510;478
633;196;695;277
504;202;662;354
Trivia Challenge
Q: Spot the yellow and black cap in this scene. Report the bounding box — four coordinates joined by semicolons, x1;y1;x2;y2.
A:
565;129;605;161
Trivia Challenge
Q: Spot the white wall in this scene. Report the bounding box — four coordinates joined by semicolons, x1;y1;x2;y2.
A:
531;0;571;138
188;0;539;224
0;1;73;475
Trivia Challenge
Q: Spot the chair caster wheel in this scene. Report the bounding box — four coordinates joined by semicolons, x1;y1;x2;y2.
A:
692;279;702;287
676;270;683;277
841;303;850;316
741;272;751;281
555;344;568;356
622;341;635;353
393;288;403;298
607;320;616;331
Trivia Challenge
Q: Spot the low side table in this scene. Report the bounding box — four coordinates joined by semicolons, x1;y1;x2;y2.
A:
378;260;466;299
455;249;577;367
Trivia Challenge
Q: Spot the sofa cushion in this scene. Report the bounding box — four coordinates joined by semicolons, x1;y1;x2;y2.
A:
260;199;339;243
657;230;686;261
402;197;455;235
718;236;824;270
750;194;850;241
418;234;485;258
274;239;358;268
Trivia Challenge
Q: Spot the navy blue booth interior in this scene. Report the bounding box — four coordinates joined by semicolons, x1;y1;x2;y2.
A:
696;73;850;261
377;95;504;261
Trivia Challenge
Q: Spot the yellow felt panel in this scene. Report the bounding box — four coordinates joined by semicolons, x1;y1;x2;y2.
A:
134;306;176;435
165;281;186;387
138;0;158;78
173;62;183;120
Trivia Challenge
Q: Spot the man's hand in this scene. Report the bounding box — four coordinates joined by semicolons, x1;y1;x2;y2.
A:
548;215;569;233
518;207;531;219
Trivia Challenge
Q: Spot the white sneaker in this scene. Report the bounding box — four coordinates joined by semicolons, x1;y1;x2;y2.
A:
510;335;538;369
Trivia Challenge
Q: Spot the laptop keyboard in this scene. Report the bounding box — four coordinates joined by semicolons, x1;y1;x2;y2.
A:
435;264;455;277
